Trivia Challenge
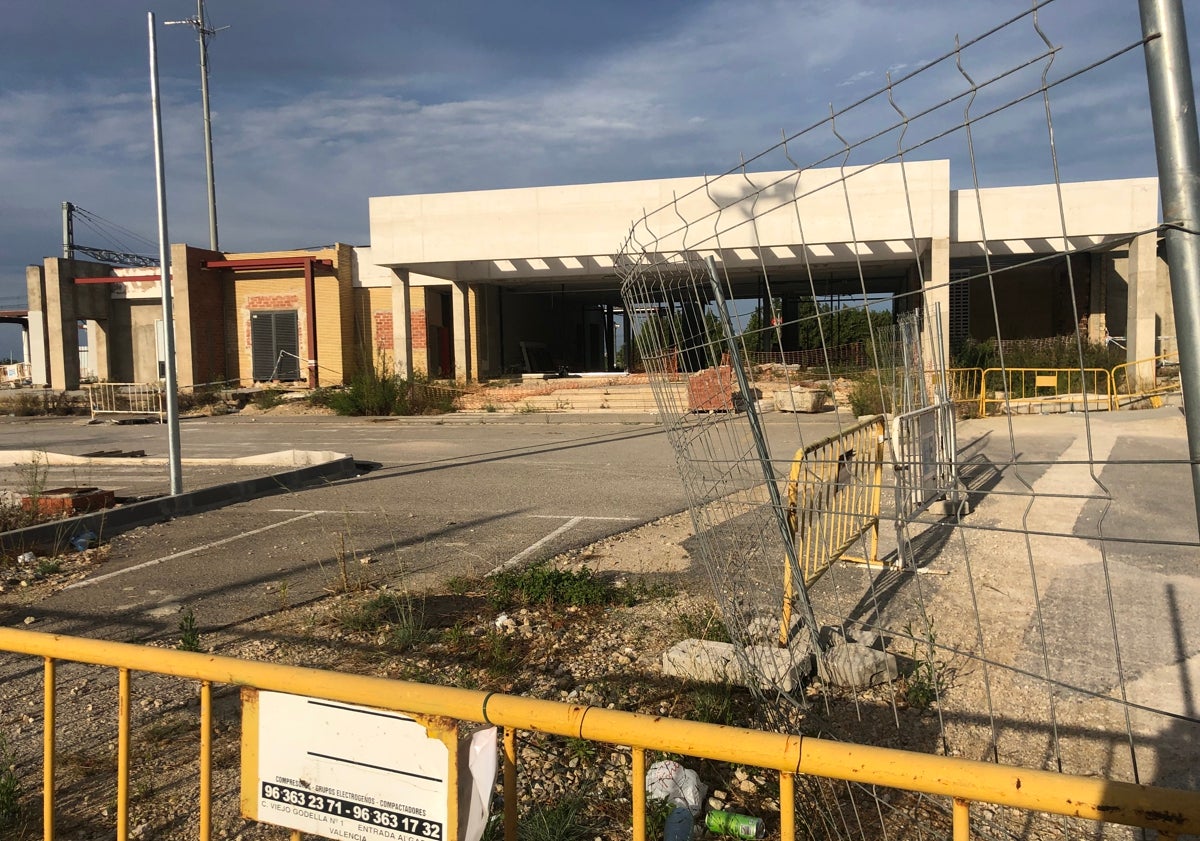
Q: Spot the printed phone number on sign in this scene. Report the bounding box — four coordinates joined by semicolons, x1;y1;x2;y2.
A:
261;782;442;840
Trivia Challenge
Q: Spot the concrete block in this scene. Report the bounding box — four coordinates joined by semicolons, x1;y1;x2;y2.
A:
773;387;827;413
662;638;812;693
819;642;898;689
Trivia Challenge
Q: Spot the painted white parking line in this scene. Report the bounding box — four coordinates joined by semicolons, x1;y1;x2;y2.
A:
528;514;637;521
63;512;318;590
267;508;376;515
488;514;636;576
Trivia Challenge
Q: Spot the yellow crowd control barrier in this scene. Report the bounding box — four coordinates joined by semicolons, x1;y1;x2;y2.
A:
978;367;1112;416
936;367;984;408
781;416;885;643
3;624;1200;841
1110;351;1181;409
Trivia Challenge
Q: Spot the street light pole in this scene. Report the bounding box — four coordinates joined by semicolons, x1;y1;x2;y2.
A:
166;0;225;252
148;12;184;496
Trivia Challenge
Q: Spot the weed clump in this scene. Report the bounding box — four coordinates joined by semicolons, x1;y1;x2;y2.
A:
177;608;203;652
337;592;428;650
488;564;624;611
0;734;20;832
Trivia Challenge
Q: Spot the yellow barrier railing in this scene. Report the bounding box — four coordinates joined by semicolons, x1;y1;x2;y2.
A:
85;382;165;422
3;624;1199;841
978;367;1112;416
936;367;984;408
782;416;885;642
1110;351;1181;409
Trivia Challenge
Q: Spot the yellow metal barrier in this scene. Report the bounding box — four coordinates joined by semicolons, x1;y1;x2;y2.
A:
1111;351;1181;409
935;367;984;409
782;416;885;642
978;367;1112;416
2;626;1199;840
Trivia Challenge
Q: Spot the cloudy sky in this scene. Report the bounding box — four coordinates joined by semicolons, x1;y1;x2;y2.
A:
0;0;1191;356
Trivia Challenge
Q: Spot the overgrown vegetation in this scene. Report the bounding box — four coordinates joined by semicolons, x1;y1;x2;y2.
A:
847;371;891;417
488;563;627;611
0;500;38;534
673;603;732;644
4;390;81;417
176;383;230;414
252;389;286;411
952;335;1125;372
511;796;600;841
325;355;458;416
0;451;51;534
0;734;21;833
902;620;950;710
337;591;429;649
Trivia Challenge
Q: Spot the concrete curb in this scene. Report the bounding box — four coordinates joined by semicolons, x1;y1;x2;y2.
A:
0;454;358;555
0;448;350;468
370;411;664;426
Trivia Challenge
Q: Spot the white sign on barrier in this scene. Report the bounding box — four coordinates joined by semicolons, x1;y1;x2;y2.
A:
241;690;495;841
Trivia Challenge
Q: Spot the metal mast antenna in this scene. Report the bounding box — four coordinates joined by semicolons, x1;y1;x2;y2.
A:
166;1;227;252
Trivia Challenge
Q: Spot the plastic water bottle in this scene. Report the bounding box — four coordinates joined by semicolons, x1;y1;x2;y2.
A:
663;805;694;841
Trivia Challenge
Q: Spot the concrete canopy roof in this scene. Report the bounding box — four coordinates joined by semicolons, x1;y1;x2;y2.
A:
367;162;1158;298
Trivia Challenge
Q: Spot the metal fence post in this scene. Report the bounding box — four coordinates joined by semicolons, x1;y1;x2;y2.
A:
1141;0;1200;532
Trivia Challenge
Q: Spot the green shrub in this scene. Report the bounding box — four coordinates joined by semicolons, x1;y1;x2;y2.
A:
307;387;338;408
848;371;889;416
328;355;458;416
488;564;622;610
253;389;285;410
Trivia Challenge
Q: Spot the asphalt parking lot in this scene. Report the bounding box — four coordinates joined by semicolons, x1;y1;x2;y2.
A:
0;410;854;641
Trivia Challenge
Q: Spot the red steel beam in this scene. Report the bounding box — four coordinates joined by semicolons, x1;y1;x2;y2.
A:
201;257;332;270
74;275;164;284
304;259;318;387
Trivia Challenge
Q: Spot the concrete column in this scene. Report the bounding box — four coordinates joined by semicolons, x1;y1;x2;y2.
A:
21;325;30;368
781;296;800;351
623;311;633;372
87;320;110;381
170;244;196;389
43;259;81;391
390;269;413;379
922;237;952;372
25;265;49;387
467;283;483;378
1127;232;1158;384
451;281;471;382
1088;253;1108;343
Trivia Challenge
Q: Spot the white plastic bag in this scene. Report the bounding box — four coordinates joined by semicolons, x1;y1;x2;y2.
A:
645;759;707;816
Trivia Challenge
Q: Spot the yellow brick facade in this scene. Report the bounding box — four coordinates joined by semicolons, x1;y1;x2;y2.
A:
220;246;352;386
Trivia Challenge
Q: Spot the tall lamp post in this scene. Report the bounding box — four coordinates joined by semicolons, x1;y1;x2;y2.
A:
166;0;226;252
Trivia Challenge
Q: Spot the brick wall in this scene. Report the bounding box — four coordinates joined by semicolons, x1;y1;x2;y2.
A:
374;311;393;350
246;294;300;311
188;267;226;383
